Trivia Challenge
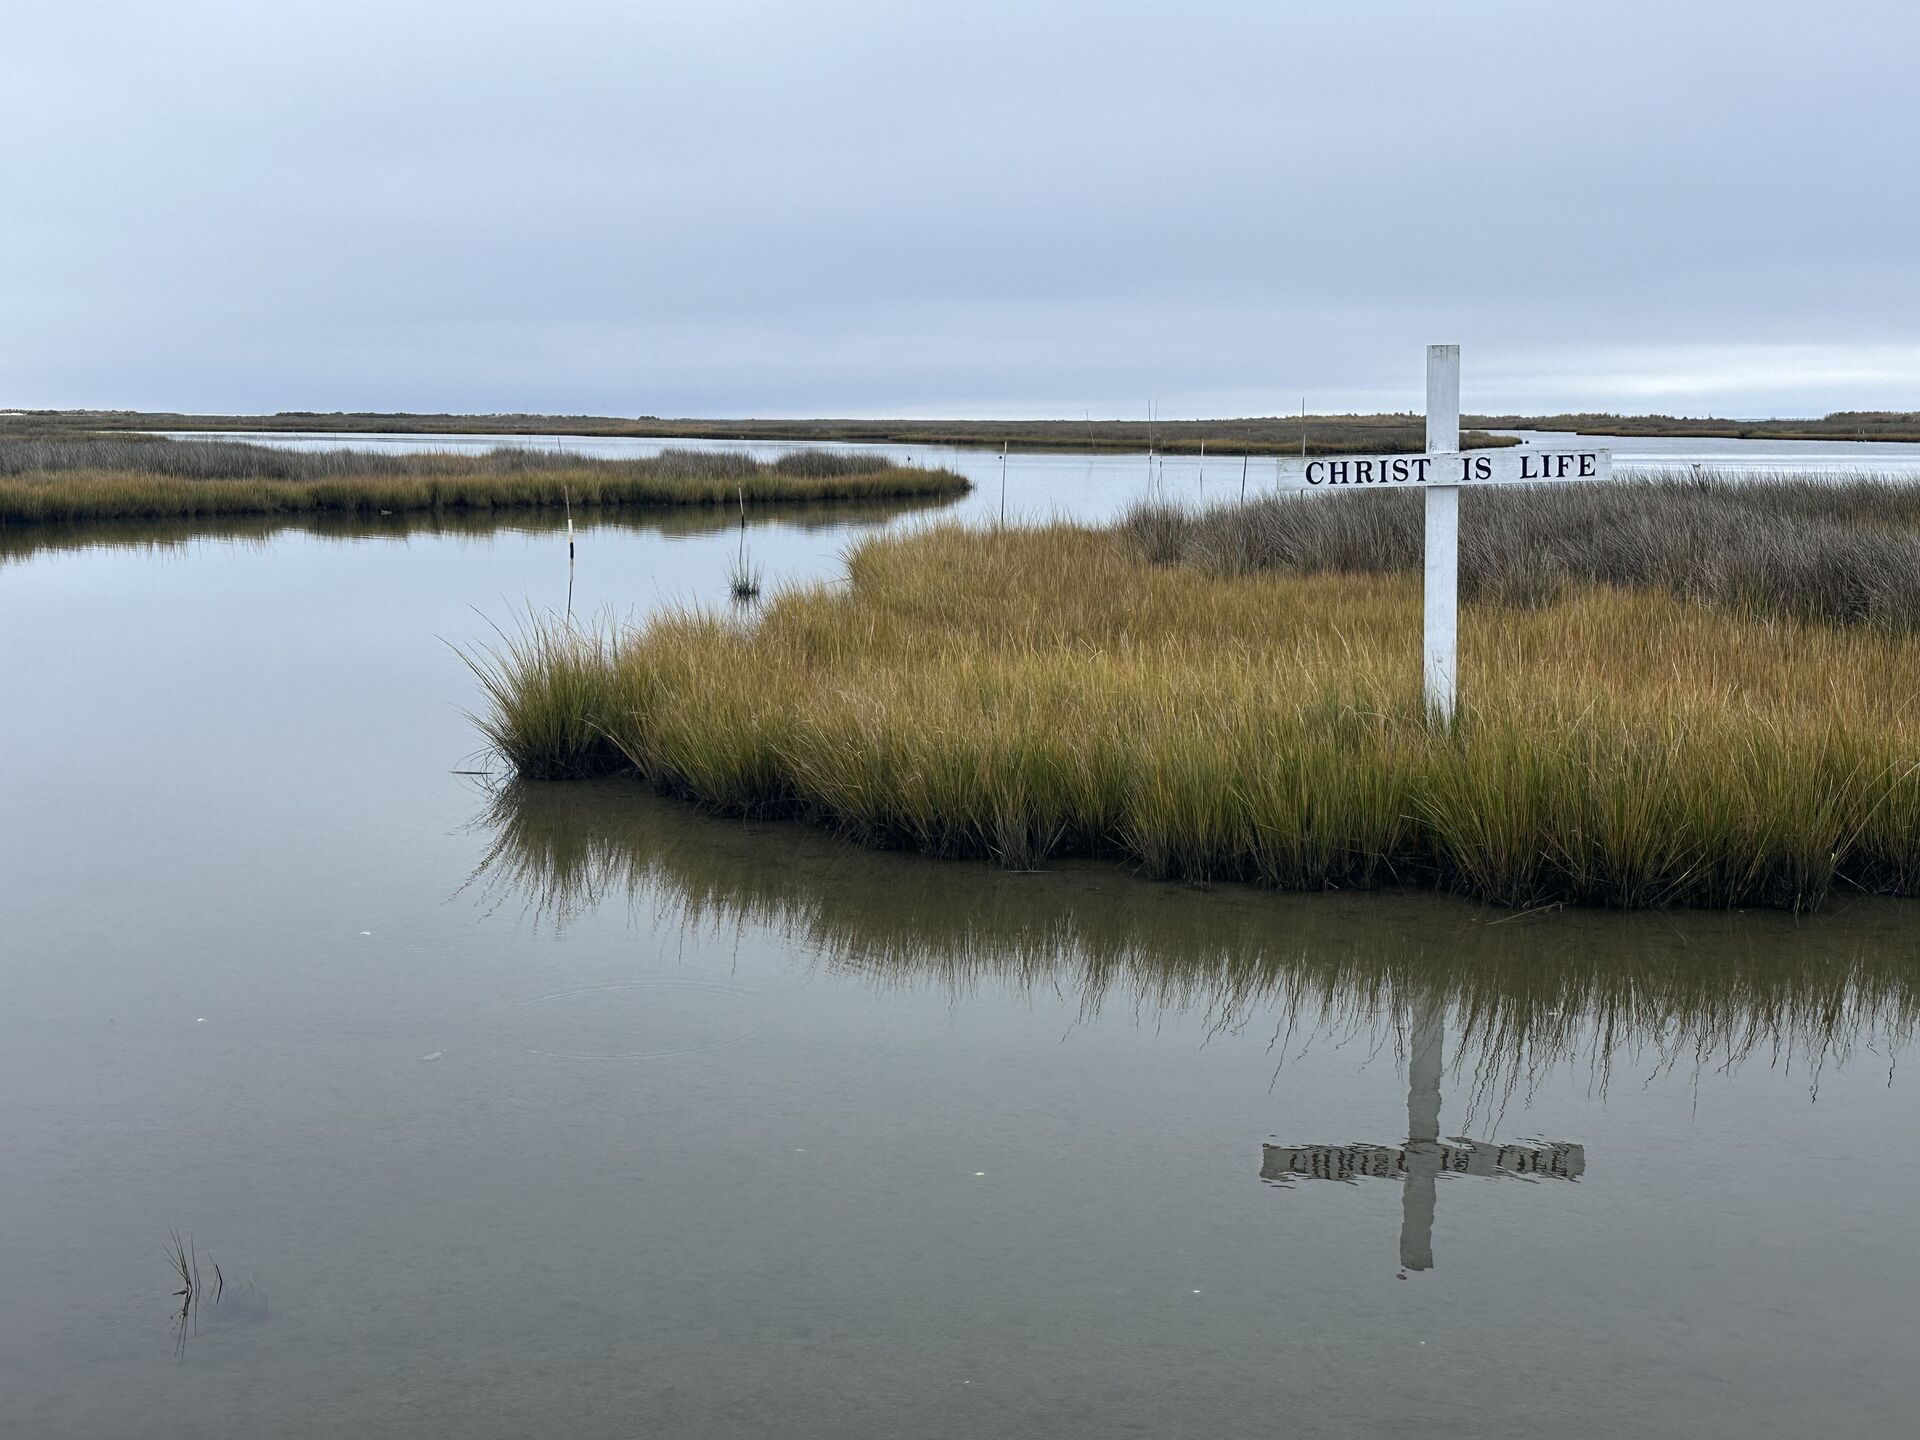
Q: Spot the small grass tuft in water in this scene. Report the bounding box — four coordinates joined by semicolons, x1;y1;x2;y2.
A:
728;484;762;600
728;557;763;601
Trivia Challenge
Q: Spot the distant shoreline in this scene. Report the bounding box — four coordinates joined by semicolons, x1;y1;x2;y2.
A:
8;407;1920;453
8;409;1514;456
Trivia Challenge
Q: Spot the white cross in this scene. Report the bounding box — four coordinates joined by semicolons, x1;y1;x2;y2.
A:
1275;346;1613;721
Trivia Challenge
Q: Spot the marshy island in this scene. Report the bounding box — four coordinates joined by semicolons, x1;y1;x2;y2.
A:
0;435;968;527
476;471;1920;914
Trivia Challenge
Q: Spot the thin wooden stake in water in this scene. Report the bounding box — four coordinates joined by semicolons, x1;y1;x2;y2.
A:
1146;400;1156;490
1290;397;1305;495
564;485;575;623
1240;451;1249;500
1423;344;1461;724
999;442;1008;526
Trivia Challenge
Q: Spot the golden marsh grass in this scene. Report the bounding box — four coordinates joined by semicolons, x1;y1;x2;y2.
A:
0;439;968;526
472;515;1920;912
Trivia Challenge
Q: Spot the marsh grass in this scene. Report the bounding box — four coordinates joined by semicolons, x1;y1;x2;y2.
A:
0;436;909;481
1469;409;1920;444
1124;471;1920;629
470;511;1920;912
0;438;966;526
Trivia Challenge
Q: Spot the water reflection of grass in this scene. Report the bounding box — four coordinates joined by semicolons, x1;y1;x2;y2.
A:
472;781;1917;1113
473;514;1920;912
0;494;956;569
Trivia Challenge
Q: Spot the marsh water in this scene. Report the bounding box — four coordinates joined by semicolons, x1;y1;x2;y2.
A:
4;433;1920;1438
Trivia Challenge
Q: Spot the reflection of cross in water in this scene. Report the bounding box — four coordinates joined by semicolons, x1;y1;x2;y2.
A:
1260;994;1586;1273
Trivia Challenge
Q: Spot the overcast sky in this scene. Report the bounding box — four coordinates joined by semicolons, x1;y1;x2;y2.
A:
4;1;1915;419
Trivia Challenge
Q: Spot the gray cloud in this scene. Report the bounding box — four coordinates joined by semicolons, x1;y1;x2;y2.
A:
4;0;1915;417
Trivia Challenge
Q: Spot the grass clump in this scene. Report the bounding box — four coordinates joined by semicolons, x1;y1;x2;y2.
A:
470;505;1920;912
0;438;967;526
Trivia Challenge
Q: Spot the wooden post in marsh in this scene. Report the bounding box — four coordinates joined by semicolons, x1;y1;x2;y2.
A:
563;484;576;623
1274;347;1613;723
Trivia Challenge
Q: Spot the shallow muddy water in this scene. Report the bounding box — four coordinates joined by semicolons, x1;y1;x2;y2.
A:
4;443;1919;1438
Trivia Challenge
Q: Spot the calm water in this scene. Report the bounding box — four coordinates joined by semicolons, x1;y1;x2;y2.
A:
154;425;1920;514
4;434;1919;1438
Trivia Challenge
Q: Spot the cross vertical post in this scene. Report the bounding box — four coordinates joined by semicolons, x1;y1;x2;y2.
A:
1273;347;1608;719
1423;344;1460;722
1398;991;1444;1272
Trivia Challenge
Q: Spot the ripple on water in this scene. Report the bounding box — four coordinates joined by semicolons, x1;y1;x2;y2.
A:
507;979;767;1061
